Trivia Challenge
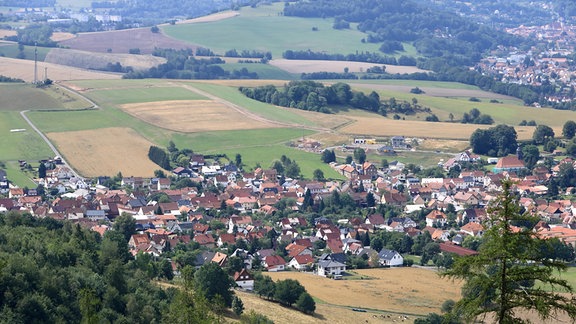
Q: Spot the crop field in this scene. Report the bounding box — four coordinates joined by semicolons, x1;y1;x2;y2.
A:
0;57;121;82
270;59;428;74
220;62;297;80
266;267;461;316
47;127;162;177
120;100;276;132
0;84;71;110
57;27;195;55
162;4;384;59
45;48;167;72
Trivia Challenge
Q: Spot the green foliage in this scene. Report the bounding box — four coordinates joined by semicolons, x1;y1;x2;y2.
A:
562;120;576;139
521;145;539;170
240;310;274;324
148;146;171;170
16;24;56;47
274;279;305;306
532;124;555;145
112;213;136;242
470;124;517;157
232;296;244;316
296;292;316;314
353;147;366;164
194;262;235;307
321;149;336;163
442;180;576;323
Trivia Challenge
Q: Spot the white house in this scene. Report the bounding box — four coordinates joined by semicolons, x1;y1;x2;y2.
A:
289;255;315;271
378;249;403;267
317;259;346;277
234;269;254;291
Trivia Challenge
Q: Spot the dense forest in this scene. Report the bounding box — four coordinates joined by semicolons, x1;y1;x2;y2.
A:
0;212;174;323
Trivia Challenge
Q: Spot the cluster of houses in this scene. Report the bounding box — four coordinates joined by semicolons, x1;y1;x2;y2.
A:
1;148;576;287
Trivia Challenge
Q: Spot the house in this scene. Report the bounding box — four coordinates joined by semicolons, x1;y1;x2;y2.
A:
234;269;254;290
391;136;407;148
493;156;526;174
193;233;215;248
365;213;386;229
317;259;346;277
289;255;315;271
211;251;228;267
425;210;448;227
460;222;485;237
378;249;403;267
263;255;286;272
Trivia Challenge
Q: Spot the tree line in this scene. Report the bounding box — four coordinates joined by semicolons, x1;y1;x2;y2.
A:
124;48;259;80
239;81;380;114
283;49;402;65
254;274;316;314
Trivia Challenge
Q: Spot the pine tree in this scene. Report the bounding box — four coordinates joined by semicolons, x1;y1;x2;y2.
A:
442;180;576;323
232;296;244;316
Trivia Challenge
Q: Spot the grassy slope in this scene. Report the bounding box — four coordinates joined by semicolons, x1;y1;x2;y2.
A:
221;62;297;80
162;3;383;59
0;44;51;61
86;86;207;105
0;84;68;110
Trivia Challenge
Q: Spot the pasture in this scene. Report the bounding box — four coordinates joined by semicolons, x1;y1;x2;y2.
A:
0;112;53;161
0;83;83;110
220;62;297;80
120;100;276;132
46;127;162;177
266;267;462;316
162;3;384;59
85;85;207;105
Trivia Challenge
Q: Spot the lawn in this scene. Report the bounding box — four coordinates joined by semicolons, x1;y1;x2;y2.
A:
3;161;37;188
162;3;384;59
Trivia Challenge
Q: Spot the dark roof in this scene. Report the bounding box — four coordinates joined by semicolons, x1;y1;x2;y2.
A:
378;248;400;260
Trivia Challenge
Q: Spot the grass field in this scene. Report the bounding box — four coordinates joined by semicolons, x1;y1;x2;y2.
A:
266;267;462;316
47;127;163;177
221;62;297;80
0;43;51;61
85;85;207;105
0;112;54;161
162;4;384;59
0;84;77;110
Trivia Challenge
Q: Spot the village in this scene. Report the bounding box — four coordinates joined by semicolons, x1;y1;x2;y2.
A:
0;134;575;291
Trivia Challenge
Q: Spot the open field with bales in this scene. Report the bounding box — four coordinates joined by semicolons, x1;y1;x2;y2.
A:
0;57;121;82
47;127;162;177
120;100;277;132
266;267;462;316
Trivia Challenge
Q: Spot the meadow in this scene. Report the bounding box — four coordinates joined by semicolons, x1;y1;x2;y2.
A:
161;3;384;59
220;62;297;80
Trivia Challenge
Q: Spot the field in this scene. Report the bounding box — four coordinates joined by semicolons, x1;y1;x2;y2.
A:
0;112;53;161
161;4;384;59
46;127;162;177
120;100;277;132
0;83;87;110
270;59;428;74
58;26;195;55
220;62;297;80
0;57;121;82
266;267;462;316
45;48;167;71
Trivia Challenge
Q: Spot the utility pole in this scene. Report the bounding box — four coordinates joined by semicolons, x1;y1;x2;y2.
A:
34;42;38;84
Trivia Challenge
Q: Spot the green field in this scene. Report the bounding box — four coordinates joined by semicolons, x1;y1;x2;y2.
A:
162;3;384;59
86;86;207;105
222;62;297;80
0;83;77;110
0;112;53;161
0;44;51;61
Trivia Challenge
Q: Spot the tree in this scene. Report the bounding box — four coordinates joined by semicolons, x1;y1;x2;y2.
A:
521;144;539;169
232;296;244;316
194;262;235;307
442;180;576;323
532;124;555;145
113;213;136;242
353;148;366;164
296;292;316;314
254;275;276;300
313;169;325;181
366;192;376;207
274;279;305;306
38;162;46;178
562;121;576;139
321;149;336;163
345;155;353;164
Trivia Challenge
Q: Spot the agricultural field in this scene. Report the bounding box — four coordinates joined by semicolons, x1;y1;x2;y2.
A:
220;62;297;80
0;83;88;110
46;127;162;177
161;4;384;59
44;48;167;72
270;59;427;74
85;84;207;105
120;100;276;132
0;112;53;161
0;57;121;82
57;26;195;55
266;267;462;317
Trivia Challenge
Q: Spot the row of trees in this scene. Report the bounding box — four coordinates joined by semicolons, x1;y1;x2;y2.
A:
239;81;380;114
148;146;171;170
282;49;405;65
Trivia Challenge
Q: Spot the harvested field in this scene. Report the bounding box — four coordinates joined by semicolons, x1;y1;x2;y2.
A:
58;27;195;54
47;127;160;177
341;116;539;141
51;32;75;42
236;290;404;324
120;100;277;132
267;267;462;316
0;56;121;82
174;11;239;24
0;30;16;38
418;139;470;153
45;48;166;71
349;82;515;100
269;59;428;74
